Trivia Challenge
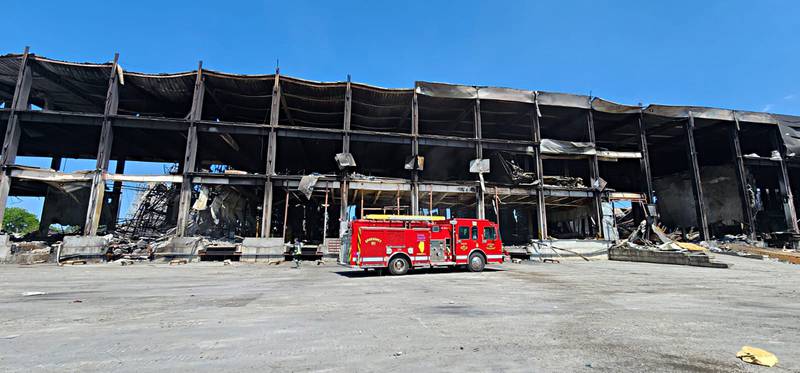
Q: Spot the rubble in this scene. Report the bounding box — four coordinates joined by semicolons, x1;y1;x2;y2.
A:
609;220;730;268
542;176;586;188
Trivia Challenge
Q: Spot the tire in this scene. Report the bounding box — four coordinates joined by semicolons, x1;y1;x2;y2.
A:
387;256;410;276
467;252;485;272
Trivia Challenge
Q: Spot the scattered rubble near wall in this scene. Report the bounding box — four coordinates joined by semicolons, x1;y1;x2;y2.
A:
1;49;800;264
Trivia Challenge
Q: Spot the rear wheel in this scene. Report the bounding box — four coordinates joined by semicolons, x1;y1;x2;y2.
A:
467;253;485;272
388;256;410;276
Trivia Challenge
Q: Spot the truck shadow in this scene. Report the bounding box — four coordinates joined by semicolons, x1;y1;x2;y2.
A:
334;267;504;278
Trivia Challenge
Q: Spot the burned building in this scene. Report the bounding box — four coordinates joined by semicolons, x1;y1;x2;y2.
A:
1;48;799;261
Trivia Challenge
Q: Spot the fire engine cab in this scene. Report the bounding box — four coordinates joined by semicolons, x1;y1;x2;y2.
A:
338;215;504;275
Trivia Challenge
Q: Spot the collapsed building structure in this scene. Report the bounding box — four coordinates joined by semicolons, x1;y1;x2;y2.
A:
1;47;799;262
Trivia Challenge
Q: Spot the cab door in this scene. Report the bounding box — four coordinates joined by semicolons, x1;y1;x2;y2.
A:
455;221;479;263
480;222;501;257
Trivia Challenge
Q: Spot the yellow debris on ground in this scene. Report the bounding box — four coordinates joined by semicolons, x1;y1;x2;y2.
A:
736;346;778;367
675;242;707;252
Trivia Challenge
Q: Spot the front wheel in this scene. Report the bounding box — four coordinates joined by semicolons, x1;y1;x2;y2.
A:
387;256;410;276
467;253;485;272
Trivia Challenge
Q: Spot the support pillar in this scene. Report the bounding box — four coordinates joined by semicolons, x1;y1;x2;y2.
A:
774;127;799;233
637;112;654;203
261;70;281;238
84;53;120;235
532;97;548;240
176;62;204;237
474;98;485;219
685;112;710;240
729;119;756;239
339;75;352;236
587;111;603;238
0;47;32;227
410;92;420;215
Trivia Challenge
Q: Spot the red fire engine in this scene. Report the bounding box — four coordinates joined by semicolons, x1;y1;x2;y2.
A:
338;215;504;275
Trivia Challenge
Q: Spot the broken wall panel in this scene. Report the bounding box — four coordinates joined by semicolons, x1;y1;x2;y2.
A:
653;166;744;232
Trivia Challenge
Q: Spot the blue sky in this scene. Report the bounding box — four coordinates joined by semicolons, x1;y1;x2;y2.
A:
5;0;800;219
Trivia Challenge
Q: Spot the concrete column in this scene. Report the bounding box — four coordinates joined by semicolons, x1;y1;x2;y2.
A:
261;71;280;238
637;112;654;203
410;92;420;215
474;98;485;219
729;119;756;239
532;96;548;240
587;111;603;238
84;53;120;235
0;47;32;227
774;127;799;233
685;112;710;240
176;62;204;237
339;76;352;236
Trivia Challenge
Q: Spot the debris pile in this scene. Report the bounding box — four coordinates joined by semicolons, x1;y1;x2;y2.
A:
5;241;52;265
609;220;729;268
116;182;179;238
542;176;586;188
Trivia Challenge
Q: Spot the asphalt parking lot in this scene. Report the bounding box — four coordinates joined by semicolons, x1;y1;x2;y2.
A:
0;256;798;372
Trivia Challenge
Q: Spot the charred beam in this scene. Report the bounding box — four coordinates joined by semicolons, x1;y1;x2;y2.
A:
176;62;204;237
0;47;32;227
685;112;710;240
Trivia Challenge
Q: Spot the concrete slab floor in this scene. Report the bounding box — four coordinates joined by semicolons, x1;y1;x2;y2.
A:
0;257;798;372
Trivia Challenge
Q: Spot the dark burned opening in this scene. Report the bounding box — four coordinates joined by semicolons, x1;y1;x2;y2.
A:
418;95;474;138
479;100;534;141
275;136;340;175
279;78;345;129
350;85;412;134
350;140;409;178
196;131;264;173
418;145;474;182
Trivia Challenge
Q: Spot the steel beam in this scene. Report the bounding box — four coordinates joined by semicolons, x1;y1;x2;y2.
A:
176;62;204;237
0;47;32;227
685;112;710;240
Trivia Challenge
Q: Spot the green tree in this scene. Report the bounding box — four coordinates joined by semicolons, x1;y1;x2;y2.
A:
3;207;39;235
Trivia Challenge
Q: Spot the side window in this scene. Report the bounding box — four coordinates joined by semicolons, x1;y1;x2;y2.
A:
471;226;478;240
432;225;440;233
458;226;470;239
483;226;496;240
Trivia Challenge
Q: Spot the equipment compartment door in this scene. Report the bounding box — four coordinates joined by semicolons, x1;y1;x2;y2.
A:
430;239;445;262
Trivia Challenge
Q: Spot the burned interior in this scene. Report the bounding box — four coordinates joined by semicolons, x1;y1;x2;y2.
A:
2;49;800;262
